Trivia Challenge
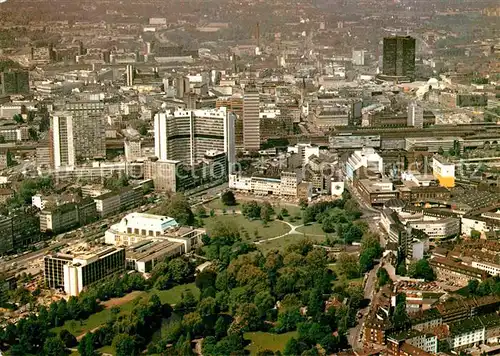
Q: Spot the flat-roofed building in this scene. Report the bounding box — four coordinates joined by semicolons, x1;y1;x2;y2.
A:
126;240;184;273
105;212;205;252
472;261;500;276
430;257;487;287
44;247;125;296
432;154;455;188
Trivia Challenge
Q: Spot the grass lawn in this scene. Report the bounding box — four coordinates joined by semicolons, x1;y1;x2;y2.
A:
244;331;297;354
296;223;328;236
276;204;303;223
98;345;115;355
204;215;291;241
52;283;199;337
204;198;239;211
150;283;199;305
257;234;326;253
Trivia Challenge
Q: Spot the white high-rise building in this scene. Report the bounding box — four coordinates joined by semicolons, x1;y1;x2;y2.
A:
225;112;236;174
243;86;260;151
126;64;134;86
154;107;233;167
50;114;75;168
352;49;365;66
407;102;423;128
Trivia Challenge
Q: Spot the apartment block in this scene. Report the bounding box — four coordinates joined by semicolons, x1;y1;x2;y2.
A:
94;186;142;217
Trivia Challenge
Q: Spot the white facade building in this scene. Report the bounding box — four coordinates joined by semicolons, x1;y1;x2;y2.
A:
346;147;384;180
287;143;320;165
154;107;233;167
472;261;500;276
105;212;179;246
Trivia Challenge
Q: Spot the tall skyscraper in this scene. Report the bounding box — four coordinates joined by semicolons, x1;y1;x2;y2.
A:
0;70;30;95
407;102;423;128
243;85;260;151
225;112;236;174
50;114;75;168
126;65;134;86
49;111;106;168
382;36;416;81
154;107;231;166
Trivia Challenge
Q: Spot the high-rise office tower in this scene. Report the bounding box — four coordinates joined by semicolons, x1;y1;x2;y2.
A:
0;70;30;95
382;36;416;81
154;107;232;166
50;114;75;168
407;102;423;128
126;64;134;86
50;111;106;168
225;112;236;174
243;85;260;151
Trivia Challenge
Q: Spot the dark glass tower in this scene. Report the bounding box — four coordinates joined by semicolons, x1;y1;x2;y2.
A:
382;36;416;81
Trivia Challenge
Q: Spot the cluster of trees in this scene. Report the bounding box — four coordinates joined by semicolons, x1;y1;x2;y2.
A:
467;277;500;296
302;194;363;243
241;201;275;223
334;234;383;279
158;194;195;226
79;293;169;356
377;268;391;287
103;173;129;191
7;176;54;208
149;258;195;290
0;263;192;355
407;259;436;282
145;230;366;355
391;293;411;331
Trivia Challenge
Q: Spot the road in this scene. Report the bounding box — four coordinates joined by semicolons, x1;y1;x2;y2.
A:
0;182;229;274
348;263;380;350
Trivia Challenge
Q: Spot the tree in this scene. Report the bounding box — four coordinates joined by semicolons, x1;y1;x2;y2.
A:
344;224;363;244
60;329;77;348
392;294;410;331
377;268;390;287
195;205;207;218
260;202;274;222
242;201;261;220
408;259;436;282
221;191;236;206
336;253;360;279
159;194;194;226
13;114;24;124
307;288;323;320
78;333;97;356
470;230;481;239
43;337;67;356
284;338;308;356
113;333;137;356
467;279;479;295
168;258;194;284
195;269;217;291
281;208;289;217
28;127;38;141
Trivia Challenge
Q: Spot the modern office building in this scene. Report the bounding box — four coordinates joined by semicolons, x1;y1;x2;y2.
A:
154;107;233;166
49;112;106;168
0;70;30;95
0;213;41;254
93;186;142;217
39;198;98;234
407;102;423;128
382;36;416;82
44;247;126;296
243;85;260;151
126;240;184;273
126;64;134;86
346;147;384;180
